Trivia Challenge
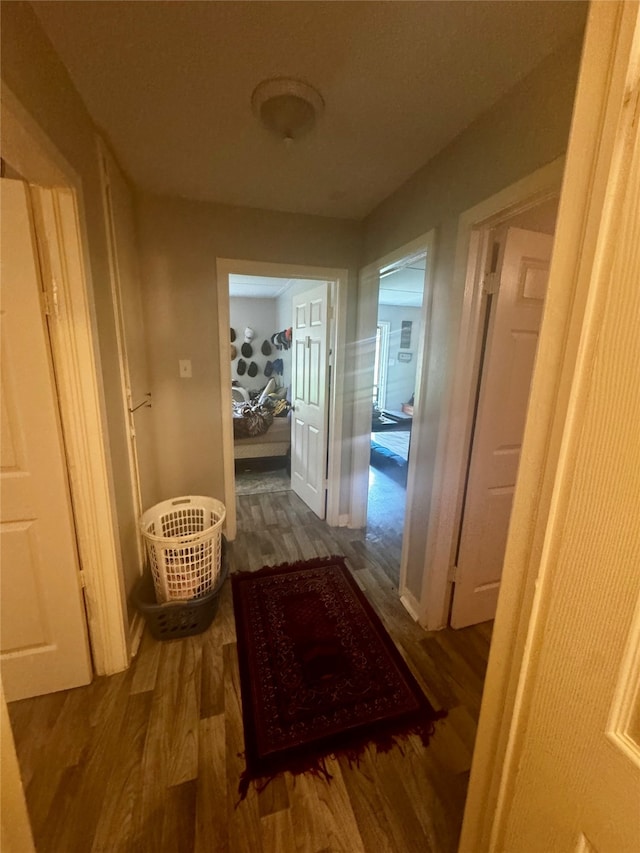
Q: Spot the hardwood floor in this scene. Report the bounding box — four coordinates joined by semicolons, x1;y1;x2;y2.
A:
9;490;492;853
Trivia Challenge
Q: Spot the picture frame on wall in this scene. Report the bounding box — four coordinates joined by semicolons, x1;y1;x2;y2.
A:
400;320;412;349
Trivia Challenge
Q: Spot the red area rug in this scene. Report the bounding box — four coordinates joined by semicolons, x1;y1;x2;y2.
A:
232;556;446;796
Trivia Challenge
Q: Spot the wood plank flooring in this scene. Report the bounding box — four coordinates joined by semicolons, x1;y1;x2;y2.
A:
9;490;492;853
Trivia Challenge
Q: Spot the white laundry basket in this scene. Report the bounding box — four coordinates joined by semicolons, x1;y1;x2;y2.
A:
140;496;226;603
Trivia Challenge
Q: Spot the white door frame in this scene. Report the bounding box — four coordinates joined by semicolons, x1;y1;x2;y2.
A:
461;2;637;847
418;158;564;631
216;258;348;539
2;84;129;675
350;230;436;606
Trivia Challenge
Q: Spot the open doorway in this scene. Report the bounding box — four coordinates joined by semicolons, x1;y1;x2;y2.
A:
449;198;559;628
217;259;348;538
352;233;435;600
420;171;563;632
367;256;426;586
228;274;307;498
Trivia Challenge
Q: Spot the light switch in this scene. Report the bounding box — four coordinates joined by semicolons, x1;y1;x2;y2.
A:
179;359;192;378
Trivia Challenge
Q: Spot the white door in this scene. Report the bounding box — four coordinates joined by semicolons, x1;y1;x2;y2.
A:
451;227;554;628
498;71;640;847
0;179;92;701
291;282;330;519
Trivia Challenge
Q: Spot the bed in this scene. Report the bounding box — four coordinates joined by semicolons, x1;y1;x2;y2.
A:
232;380;291;462
370;430;410;468
233;414;291;460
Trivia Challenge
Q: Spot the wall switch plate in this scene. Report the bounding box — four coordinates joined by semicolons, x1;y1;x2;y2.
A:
179;359;192;378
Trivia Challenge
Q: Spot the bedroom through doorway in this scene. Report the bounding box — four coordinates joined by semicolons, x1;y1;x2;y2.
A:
229;273;325;500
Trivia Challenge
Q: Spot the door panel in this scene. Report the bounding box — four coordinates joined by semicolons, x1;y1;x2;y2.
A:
0;179;92;701
291;282;330;518
451;227;554;628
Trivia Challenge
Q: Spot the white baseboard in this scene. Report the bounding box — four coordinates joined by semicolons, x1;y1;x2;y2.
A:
129;610;145;658
400;589;421;623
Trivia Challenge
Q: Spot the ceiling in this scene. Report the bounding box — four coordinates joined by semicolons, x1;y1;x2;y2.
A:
229;275;312;299
229;265;425;307
379;264;426;308
31;1;586;220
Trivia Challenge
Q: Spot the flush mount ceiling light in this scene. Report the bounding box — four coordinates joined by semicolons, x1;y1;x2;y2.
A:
251;78;324;143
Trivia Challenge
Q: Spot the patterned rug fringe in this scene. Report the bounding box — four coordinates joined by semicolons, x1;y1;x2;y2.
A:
237;710;447;800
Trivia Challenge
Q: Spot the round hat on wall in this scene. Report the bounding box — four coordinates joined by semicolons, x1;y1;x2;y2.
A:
247;361;258;378
230;327;236;342
230;344;237;361
261;340;272;356
241;342;253;358
237;359;246;376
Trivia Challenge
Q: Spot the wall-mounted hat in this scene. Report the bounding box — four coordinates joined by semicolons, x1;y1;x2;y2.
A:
264;360;273;377
237;359;246;376
244;327;255;342
230;327;236;342
261;340;272;356
247;361;258;378
231;344;237;360
241;342;253;358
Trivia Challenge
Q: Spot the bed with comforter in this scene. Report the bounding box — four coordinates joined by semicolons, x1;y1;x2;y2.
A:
232;380;291;461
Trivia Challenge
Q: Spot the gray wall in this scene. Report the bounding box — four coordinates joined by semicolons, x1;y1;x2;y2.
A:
361;34;585;599
135;193;361;504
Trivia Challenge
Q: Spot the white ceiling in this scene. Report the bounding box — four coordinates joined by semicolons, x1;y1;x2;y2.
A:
229;275;299;299
229;267;425;307
31;1;587;220
379;265;426;308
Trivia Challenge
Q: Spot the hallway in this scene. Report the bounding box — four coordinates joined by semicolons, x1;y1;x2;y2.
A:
9;490;492;853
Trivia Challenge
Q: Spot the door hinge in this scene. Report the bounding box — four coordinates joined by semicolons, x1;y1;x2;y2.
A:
482;272;500;295
447;564;458;583
78;571;87;588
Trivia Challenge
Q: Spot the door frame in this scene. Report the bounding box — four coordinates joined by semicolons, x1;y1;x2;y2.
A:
2;84;129;675
350;230;436;606
216;258;348;539
418;158;564;632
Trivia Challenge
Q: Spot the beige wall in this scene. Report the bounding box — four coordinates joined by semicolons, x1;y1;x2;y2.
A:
1;2;141;622
362;34;585;599
135;194;361;503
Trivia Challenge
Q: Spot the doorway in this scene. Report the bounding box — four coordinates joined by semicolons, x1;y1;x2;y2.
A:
450;200;559;627
228;274;311;500
367;255;427;586
352;232;435;600
216;259;348;538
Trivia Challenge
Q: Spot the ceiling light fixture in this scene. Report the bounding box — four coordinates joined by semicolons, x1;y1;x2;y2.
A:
251;78;324;144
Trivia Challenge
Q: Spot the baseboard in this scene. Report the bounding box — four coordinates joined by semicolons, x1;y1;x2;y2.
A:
400;590;421;623
129;610;145;659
